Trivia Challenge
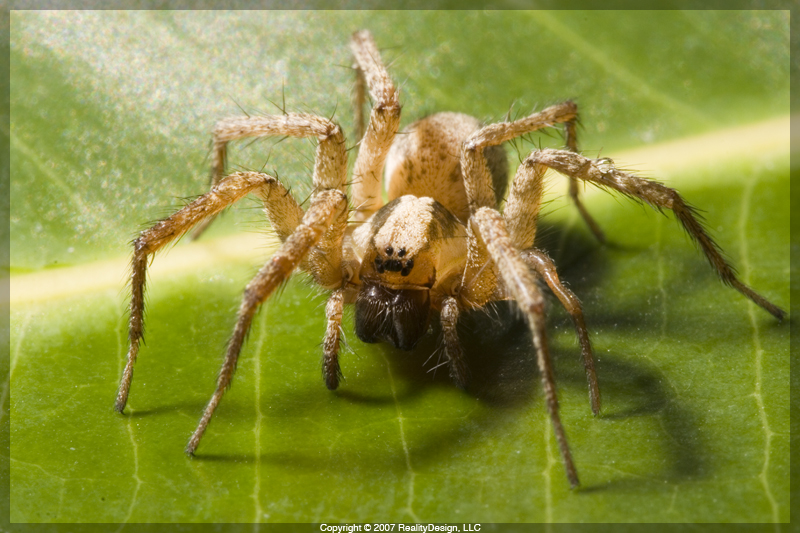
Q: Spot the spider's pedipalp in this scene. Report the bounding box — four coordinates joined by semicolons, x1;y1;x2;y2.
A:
440;295;468;389
323;288;345;390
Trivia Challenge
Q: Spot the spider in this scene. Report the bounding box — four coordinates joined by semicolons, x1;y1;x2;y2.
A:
114;30;784;489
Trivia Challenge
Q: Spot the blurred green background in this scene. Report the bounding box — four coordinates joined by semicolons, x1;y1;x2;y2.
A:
9;11;789;524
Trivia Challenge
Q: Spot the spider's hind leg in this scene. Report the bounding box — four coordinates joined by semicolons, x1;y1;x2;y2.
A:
528;148;785;320
565;119;606;243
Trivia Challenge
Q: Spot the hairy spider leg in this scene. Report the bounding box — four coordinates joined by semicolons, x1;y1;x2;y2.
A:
456;101;584;488
564;119;606;243
503;154;600;415
185;114;349;454
115;171;303;413
186;188;347;454
473;208;580;488
113;113;349;458
350;29;401;223
522;249;599;416
525;148;785;321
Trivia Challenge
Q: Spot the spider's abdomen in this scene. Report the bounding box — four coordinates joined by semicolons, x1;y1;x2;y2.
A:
384;112;508;221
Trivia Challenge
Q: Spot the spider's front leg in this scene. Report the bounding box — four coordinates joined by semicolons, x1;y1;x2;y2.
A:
503;154;600;414
522;248;599;415
350;29;401;222
467;208;580;489
184;114;349;454
186;188;347;454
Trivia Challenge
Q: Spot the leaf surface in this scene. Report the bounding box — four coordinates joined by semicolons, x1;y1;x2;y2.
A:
9;11;789;524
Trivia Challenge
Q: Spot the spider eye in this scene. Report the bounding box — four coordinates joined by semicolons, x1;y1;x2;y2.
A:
354;283;431;351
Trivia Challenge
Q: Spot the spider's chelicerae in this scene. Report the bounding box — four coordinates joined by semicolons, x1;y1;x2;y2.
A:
115;30;784;488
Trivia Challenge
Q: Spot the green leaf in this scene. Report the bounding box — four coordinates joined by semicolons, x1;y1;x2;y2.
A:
9;11;789;524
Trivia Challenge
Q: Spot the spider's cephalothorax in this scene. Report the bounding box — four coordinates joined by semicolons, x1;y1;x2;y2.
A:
351;195;467;351
114;30;784;489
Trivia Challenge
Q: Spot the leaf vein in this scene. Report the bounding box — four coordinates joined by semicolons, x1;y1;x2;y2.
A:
382;353;420;523
739;174;780;525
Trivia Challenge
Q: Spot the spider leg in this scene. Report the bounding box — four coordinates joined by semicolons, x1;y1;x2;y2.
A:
352;52;368;144
186;188;348;454
114;171;302;413
350;30;401;222
527;148;785;320
522;249;600;416
462;101;578;212
564;119;606;243
184;115;348;453
470;208;580;489
503;155;600;414
188;140;228;239
191;108;349;239
459;104;587;487
440;296;469;389
118;113;348;452
503;154;546;250
323;288;345;390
